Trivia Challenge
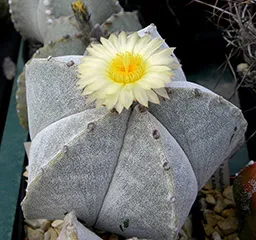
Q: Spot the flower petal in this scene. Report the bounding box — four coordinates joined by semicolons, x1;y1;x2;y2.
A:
153;88;170;99
119;88;134;109
146;90;160;104
133;85;149;106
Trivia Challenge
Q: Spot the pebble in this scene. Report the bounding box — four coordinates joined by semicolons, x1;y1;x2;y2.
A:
26;227;44;240
200;184;240;240
109;234;119;240
204;211;224;227
203;183;213;190
218;217;239;235
25;219;49;229
214;225;224;237
206;194;217;205
214;198;227;213
212;231;222;240
44;228;58;240
203;224;215;236
51;220;64;228
222;186;234;202
223;198;236;208
221;208;236;218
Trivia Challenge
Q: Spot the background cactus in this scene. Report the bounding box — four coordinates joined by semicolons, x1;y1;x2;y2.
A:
21;25;247;240
13;0;143;130
233;160;256;240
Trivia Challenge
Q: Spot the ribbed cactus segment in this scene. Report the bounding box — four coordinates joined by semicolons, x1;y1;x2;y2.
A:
94;106;197;239
43;16;83;45
233;161;256;240
101;10;142;36
25;56;89;138
150;81;247;189
16;38;88;131
22;82;197;238
21;25;247;239
22;108;131;223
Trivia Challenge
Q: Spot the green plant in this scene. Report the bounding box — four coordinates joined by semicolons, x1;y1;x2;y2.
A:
21;24;247;240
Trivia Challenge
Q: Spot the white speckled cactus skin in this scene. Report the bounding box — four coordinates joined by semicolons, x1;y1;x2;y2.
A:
14;0;143;130
21;25;247;240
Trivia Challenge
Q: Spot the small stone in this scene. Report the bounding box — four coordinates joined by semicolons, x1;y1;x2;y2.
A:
205;194;216;205
23;170;28;178
199;198;207;211
217;217;239;235
214;225;224;237
182;214;193;238
214;198;227;213
203;224;215;237
221;208;236;218
213;189;223;199
109;234;119;240
51;219;64;228
223;232;239;240
178;237;187;240
25;219;48;229
222;186;235;202
201;189;214;195
223;198;236;208
211;231;222;240
3;57;16;80
44;227;58;240
40;220;51;232
27;227;44;240
178;228;188;239
204;210;224;227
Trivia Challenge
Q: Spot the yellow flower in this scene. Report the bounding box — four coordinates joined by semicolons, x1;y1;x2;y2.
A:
77;31;179;113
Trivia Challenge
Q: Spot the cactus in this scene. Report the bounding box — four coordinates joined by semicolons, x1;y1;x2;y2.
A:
9;0;122;43
14;0;143;130
21;24;247;240
233;160;256;240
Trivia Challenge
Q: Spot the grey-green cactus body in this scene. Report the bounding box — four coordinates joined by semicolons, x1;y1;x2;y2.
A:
21;26;247;239
14;0;143;131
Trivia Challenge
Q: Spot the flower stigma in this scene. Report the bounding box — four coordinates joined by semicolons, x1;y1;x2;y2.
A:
108;52;146;84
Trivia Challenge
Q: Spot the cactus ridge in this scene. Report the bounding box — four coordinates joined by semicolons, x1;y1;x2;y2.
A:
16;36;88;130
22;106;197;239
149;81;247;189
